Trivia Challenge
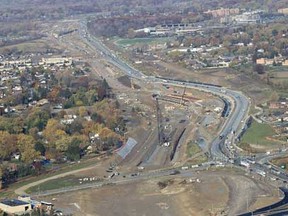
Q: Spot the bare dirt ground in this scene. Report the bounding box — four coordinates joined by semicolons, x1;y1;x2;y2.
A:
140;60;274;105
41;170;279;216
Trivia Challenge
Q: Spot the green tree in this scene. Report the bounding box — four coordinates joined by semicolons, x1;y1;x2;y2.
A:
25;108;50;131
34;141;46;156
254;64;265;74
66;138;81;161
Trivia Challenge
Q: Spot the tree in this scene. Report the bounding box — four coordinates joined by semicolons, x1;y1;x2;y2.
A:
65;119;83;135
272;29;278;37
66;138;81;161
254;64;265;74
43;119;64;143
29;127;39;139
127;28;136;38
97;79;110;101
25;108;50;131
82;121;103;136
78;107;87;117
0;166;3;189
17;134;40;164
91;112;104;124
55;135;72;152
0;131;17;160
34;141;46;156
47;86;61;103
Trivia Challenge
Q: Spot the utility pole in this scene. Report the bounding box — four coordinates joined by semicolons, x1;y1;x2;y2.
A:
180;85;186;105
156;97;163;146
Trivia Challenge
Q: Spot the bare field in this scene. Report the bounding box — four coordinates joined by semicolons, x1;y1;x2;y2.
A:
41;171;279;216
275;71;288;78
144;61;275;105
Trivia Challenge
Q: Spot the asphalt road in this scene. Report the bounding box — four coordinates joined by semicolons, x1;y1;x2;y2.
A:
20;19;288;213
79;21;250;162
77;22;288;213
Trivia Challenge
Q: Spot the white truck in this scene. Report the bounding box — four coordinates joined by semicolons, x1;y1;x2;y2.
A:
240;160;250;168
256;169;266;177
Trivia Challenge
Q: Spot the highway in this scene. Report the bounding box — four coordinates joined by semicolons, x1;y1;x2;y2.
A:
36;20;288;214
238;187;288;216
79;21;250;162
151;78;250;161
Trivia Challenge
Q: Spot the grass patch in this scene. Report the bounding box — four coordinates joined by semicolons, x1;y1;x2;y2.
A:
241;121;276;146
115;37;171;47
271;156;288;171
186;141;202;157
26;175;79;194
249;106;260;115
0;39;55;53
188;154;208;165
238;142;264;153
0;157;101;199
186;141;207;164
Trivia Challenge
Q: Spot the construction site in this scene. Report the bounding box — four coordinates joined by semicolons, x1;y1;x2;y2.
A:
5;16;287;216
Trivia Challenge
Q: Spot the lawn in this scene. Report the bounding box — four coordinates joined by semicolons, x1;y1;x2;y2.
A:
0;39;54;53
271;156;288;169
187;154;208;165
186;141;202;157
0;157;101;199
241;121;276;146
115;37;171;47
186;141;208;164
26;175;79;194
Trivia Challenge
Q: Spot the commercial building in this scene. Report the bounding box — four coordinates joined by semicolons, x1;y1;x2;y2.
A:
41;57;73;67
283;60;288;66
278;8;288;15
256;58;287;66
0;199;32;214
232;13;261;24
204;8;240;18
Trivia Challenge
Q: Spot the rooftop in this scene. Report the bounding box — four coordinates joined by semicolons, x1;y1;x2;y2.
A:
1;199;29;207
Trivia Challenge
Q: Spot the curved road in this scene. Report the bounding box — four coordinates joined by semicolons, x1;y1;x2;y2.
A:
14;20;288;215
80;20;250;161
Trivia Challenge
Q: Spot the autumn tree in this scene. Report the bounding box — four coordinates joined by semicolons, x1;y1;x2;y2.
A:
0;117;23;134
42;119;65;144
55;135;73;152
0;131;17;160
65;118;84;135
47;86;61;103
82;121;103;136
17;134;40;164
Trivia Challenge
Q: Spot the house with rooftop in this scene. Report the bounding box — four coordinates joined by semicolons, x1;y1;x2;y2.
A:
0;199;32;214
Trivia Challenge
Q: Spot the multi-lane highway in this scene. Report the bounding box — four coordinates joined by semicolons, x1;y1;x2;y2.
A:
79;19;288;184
79;20;250;162
30;20;288;214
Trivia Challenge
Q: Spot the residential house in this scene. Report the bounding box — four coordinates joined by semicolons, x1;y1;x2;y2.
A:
0;199;32;214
